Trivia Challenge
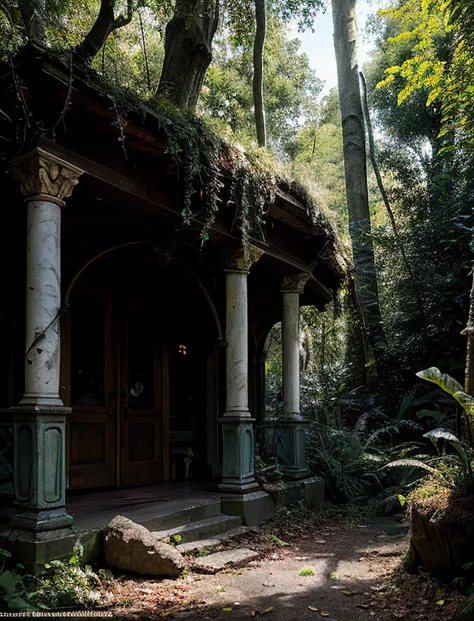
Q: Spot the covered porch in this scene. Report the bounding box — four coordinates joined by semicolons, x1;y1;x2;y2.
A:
0;48;344;565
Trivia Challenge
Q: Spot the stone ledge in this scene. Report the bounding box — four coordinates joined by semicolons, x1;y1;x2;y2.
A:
221;490;276;526
263;476;325;510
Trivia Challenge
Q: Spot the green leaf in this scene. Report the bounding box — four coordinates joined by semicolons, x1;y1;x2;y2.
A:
398;495;406;507
8;597;33;611
383;459;438;475
416;368;474;415
424;429;469;468
0;571;23;596
0;549;12;558
299;568;315;576
271;535;290;547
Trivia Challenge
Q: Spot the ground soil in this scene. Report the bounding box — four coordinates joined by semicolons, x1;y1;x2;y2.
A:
104;510;465;621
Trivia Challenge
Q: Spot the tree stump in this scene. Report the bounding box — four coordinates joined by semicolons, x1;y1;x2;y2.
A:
407;497;474;580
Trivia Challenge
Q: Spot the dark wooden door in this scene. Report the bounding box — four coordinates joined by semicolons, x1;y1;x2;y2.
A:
67;290;117;489
119;297;164;486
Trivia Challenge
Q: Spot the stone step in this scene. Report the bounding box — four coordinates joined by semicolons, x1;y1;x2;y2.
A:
139;499;222;532
177;526;250;554
177;538;222;555
193;548;259;572
153;514;243;544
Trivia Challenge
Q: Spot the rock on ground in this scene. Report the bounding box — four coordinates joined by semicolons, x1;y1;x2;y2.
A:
103;515;185;576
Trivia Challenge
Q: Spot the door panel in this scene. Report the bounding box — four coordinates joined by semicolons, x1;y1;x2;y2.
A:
68;292;116;489
120;301;163;486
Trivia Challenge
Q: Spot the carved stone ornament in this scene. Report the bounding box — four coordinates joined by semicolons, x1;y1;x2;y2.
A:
281;273;310;294
12;148;84;206
224;245;264;272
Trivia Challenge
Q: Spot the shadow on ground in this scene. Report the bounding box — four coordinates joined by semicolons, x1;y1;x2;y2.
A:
109;519;414;621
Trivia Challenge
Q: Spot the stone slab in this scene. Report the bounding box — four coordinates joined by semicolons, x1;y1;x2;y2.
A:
177;539;221;554
193;548;259;572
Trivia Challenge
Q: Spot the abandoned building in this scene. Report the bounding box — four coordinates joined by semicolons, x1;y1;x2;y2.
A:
0;47;344;565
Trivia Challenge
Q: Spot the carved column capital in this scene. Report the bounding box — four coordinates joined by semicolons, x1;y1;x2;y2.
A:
12;148;84;207
224;245;265;272
281;273;310;294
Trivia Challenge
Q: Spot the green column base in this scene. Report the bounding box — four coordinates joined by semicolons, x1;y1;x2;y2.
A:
280;419;310;480
219;417;259;494
0;527;76;570
11;405;73;533
221;491;276;526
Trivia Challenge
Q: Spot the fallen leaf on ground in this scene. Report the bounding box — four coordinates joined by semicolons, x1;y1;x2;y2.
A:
308;605;319;612
260;607;274;615
341;590;353;596
222;607;232;613
320;612;330;617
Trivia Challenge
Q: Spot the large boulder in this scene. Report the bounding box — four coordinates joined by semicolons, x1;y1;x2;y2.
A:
103;516;185;577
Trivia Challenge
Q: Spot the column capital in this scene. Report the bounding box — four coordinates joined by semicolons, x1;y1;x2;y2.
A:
224;245;264;272
281;273;310;294
12;148;83;207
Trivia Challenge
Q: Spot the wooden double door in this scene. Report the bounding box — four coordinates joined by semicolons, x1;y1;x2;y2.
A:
65;288;167;489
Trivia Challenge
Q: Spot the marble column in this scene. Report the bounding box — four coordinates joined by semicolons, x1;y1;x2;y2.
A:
280;274;310;479
9;148;83;542
219;246;263;493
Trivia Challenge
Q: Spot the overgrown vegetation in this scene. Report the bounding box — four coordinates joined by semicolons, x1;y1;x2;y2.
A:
0;545;113;612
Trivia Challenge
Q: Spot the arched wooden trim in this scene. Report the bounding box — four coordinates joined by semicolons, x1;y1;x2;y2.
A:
63;241;152;309
178;265;224;343
62;240;224;342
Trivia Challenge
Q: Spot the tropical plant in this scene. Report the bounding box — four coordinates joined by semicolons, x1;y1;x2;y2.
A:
0;549;31;612
29;546;108;610
384;367;474;496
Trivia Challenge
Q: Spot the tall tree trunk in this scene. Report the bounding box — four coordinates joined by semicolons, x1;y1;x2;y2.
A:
460;265;474;445
156;0;219;109
332;0;389;366
75;0;133;64
19;0;45;44
359;70;425;319
253;0;266;147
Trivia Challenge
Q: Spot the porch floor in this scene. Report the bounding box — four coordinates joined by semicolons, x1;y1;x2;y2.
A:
67;482;222;532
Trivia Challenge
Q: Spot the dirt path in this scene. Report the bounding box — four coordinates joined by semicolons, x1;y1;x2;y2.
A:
106;514;463;621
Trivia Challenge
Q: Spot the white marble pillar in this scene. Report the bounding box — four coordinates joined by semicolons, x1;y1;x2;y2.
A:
225;270;251;417
220;246;263;493
10;148;83;539
22;199;63;405
280;274;310;479
282;290;301;418
281;274;309;419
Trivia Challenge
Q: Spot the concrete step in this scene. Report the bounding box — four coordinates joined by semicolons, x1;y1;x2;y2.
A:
153;514;243;543
139;499;222;532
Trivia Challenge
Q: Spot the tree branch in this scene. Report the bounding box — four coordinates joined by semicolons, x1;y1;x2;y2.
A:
253;0;266;147
75;0;134;64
